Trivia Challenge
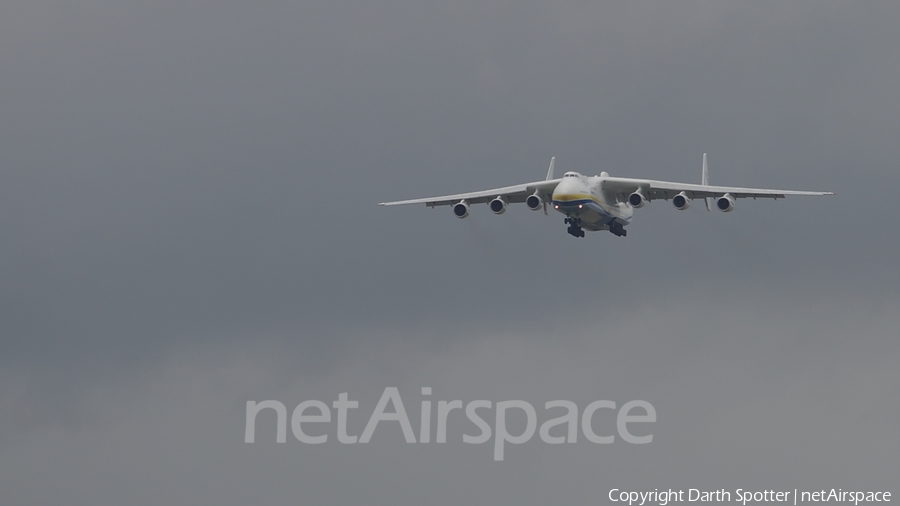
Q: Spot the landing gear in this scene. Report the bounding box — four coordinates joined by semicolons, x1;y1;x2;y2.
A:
608;221;627;237
567;226;585;238
565;216;585;238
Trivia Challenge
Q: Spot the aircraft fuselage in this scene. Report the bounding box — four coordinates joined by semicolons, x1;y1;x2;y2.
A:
551;171;633;234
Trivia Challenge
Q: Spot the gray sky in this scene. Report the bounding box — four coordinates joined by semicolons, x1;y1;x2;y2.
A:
1;1;897;504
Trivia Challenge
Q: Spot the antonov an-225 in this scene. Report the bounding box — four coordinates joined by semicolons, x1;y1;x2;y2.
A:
378;154;833;238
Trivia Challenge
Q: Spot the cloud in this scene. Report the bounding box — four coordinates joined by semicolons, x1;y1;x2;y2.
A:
1;289;897;504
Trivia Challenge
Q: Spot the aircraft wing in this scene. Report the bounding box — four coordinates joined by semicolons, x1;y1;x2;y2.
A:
378;178;562;207
601;177;833;201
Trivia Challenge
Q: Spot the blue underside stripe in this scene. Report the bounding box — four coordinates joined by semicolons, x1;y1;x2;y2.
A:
553;199;613;222
552;198;632;225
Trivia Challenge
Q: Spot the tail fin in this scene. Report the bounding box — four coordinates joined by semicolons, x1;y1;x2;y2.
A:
701;153;712;211
545;157;556;180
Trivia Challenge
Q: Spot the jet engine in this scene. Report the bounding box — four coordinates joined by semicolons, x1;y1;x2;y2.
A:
716;194;735;212
489;197;508;215
452;201;470;218
672;192;691;210
525;194;543;211
628;192;648;208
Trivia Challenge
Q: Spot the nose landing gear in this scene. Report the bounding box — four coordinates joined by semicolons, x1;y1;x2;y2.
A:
565;216;585;238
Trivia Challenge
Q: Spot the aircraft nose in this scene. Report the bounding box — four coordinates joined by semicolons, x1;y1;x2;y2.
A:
553;177;579;197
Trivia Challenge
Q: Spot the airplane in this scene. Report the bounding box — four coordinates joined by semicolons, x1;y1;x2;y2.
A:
378;154;833;238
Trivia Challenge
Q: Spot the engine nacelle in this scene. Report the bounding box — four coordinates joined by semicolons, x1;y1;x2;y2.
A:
525;194;543;211
716;194;735;212
672;192;691;210
452;201;470;218
628;192;648;208
489;197;508;215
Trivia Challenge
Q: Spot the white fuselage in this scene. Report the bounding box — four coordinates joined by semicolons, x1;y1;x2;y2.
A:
551;172;633;231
